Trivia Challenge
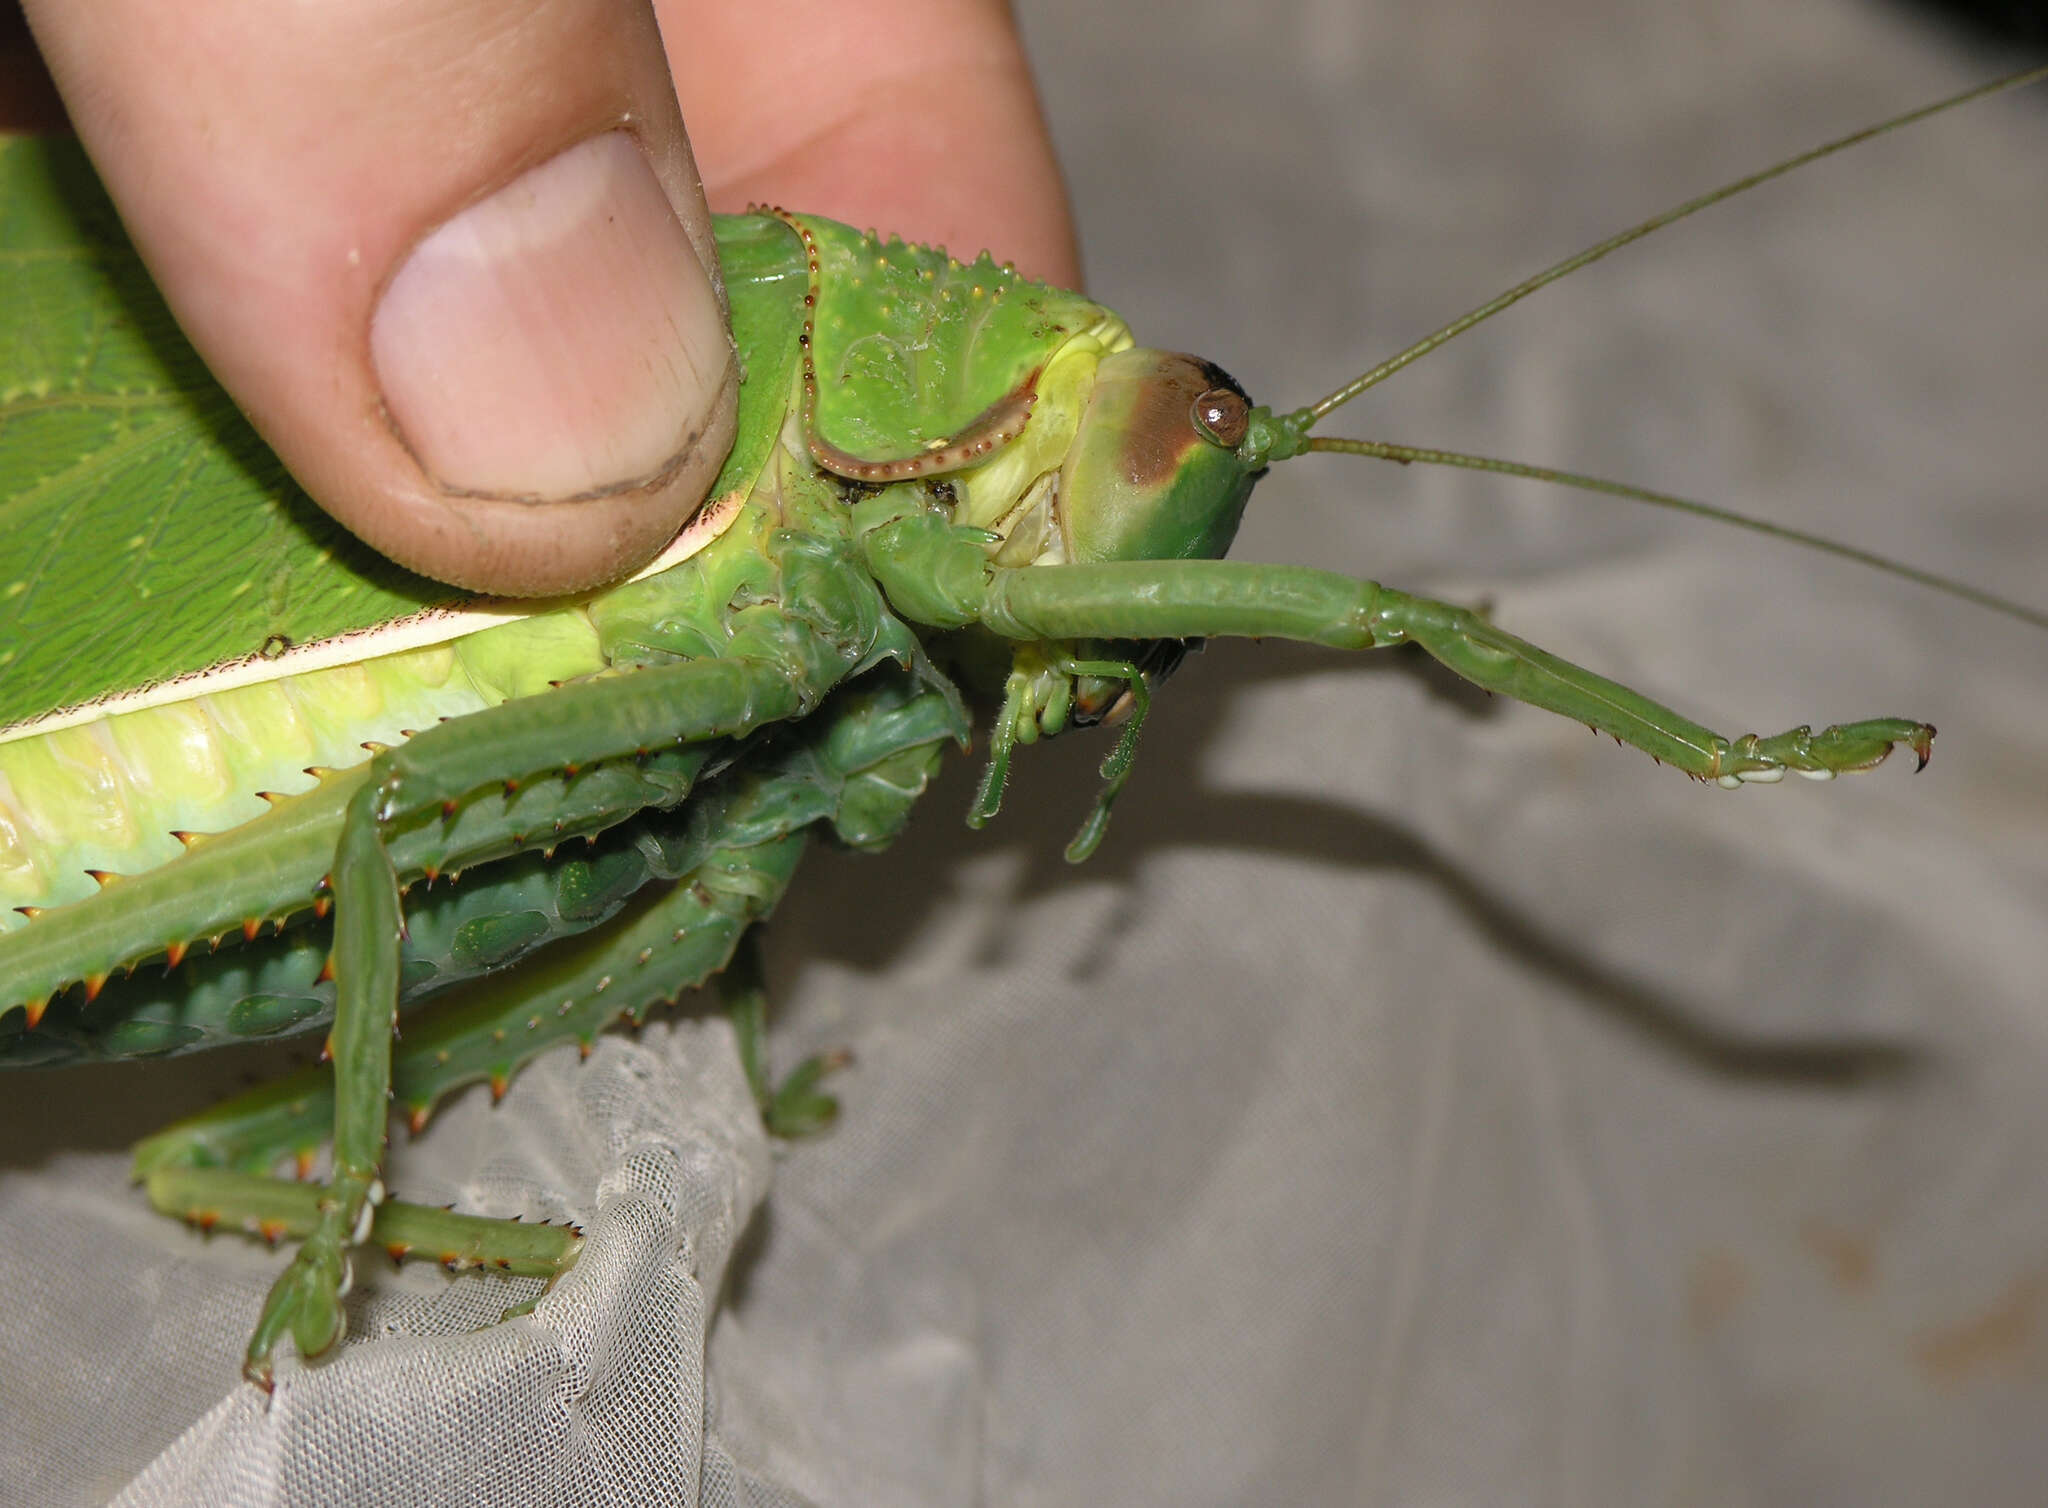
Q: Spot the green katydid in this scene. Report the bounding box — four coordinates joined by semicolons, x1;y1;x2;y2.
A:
1;57;2043;1406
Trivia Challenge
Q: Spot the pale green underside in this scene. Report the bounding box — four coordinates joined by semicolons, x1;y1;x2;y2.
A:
2;598;618;928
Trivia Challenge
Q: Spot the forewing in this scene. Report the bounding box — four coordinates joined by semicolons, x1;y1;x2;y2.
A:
0;135;446;731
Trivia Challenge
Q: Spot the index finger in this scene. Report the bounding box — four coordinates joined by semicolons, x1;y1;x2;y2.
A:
660;0;1081;290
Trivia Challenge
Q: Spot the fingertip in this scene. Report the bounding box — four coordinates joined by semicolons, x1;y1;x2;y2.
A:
664;0;1081;289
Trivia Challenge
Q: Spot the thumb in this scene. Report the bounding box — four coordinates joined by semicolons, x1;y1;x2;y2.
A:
23;0;736;596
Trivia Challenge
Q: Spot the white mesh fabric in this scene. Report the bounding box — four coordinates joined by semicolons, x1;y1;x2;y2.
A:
5;1023;770;1508
5;1;2048;1503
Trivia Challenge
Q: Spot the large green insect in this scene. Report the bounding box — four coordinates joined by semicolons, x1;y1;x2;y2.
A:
2;57;2043;1418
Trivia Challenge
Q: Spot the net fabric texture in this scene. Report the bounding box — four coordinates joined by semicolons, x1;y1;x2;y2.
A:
5;0;2048;1502
5;1023;771;1508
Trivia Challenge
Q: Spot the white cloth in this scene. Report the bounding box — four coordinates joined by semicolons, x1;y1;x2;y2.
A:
5;1;2047;1502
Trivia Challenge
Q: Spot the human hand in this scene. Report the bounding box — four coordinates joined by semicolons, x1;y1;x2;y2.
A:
17;0;1078;595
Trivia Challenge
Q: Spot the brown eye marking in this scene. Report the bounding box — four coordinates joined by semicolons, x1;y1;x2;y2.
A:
1192;388;1249;448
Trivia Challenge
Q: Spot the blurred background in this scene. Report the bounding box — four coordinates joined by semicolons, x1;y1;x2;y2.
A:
760;2;2048;1500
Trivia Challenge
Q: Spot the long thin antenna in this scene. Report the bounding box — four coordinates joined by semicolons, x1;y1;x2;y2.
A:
1306;437;2048;631
1296;66;2048;427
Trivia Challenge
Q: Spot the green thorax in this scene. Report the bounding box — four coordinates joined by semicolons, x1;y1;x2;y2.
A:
762;210;1121;481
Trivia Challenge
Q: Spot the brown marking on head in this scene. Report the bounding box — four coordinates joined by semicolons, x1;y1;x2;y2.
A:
1099;355;1250;494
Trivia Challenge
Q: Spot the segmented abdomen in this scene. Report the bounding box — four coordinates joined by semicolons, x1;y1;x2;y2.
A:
0;607;615;930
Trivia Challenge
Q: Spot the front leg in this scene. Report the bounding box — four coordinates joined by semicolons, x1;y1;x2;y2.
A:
973;562;1935;786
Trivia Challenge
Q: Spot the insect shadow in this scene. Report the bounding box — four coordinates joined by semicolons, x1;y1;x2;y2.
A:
777;637;1923;1094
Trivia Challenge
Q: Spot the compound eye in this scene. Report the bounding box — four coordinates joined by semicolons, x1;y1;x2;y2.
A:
1192;388;1249;449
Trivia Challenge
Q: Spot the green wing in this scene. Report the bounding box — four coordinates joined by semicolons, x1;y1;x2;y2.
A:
0;136;446;730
